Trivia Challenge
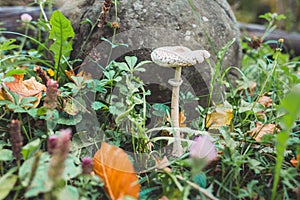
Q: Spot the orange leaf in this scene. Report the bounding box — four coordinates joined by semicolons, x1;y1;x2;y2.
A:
93;142;140;200
3;75;46;108
290;154;300;167
65;69;91;83
206;108;233;129
249;122;279;142
166;111;186;127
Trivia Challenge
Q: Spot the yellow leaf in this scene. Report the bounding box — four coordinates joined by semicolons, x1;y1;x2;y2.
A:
206;108;233;129
93;142;140;200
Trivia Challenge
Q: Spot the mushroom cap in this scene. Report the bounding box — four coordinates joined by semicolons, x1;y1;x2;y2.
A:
151;46;210;67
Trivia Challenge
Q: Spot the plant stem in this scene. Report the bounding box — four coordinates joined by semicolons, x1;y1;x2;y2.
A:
18;24;29;54
18;113;30;141
176;175;218;200
170;66;184;157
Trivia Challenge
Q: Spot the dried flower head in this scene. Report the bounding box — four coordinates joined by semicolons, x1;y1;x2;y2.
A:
47;135;59;155
81;157;94;175
98;0;112;28
249;36;262;49
34;66;50;85
44;79;59;109
48;128;72;183
9;120;23;160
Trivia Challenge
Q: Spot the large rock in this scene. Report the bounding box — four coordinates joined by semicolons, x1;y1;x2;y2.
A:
60;0;241;111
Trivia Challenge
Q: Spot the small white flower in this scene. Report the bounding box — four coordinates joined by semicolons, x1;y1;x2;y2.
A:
20;13;33;22
202;16;209;22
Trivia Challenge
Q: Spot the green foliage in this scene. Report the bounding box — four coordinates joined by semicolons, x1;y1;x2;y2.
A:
0;2;299;199
0;170;18;200
271;86;300;200
49;10;74;80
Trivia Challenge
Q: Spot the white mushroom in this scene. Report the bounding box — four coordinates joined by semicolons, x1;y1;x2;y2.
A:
151;46;210;157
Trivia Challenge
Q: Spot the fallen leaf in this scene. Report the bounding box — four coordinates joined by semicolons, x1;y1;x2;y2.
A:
248;82;257;97
258;96;273;107
206;108;233;129
93;142;140;200
179;111;187;127
290;154;300;167
155;156;171;173
1;74;46;108
249;122;279;142
166;111;186;127
65;69;91;83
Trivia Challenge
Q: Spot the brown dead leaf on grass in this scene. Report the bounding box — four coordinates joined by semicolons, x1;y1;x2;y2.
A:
249;122;279;142
258;96;273;107
1;74;46;108
155;156;172;173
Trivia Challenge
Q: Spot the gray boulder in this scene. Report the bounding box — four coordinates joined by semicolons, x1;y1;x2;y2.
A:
59;0;242;110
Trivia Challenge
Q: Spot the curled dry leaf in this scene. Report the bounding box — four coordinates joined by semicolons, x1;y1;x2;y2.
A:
93;142;140;200
206;108;233;130
1;74;46;108
249;122;279;142
290;154;300;167
65;69;91;83
249;82;257;97
155;156;171;173
258;96;273;107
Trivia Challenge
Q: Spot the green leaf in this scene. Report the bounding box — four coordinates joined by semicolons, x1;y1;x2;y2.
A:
20;152;81;198
0;173;18;200
5;69;26;77
49;10;74;77
91;101;105;110
20;96;37;106
57;185;79;200
125;56;138;69
135;60;152;69
0;149;14;161
21;139;41;160
271;85;300;200
57;114;82;125
114;62;129;72
238;99;264;113
0;38;19;51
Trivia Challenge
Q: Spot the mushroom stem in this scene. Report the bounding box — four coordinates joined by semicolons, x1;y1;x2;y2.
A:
170;66;184;157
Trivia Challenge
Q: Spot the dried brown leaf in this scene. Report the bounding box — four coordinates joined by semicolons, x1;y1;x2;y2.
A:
249;122;279;142
258;96;273;107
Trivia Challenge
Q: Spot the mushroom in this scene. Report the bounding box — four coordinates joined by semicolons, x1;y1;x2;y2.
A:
151;46;210;157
